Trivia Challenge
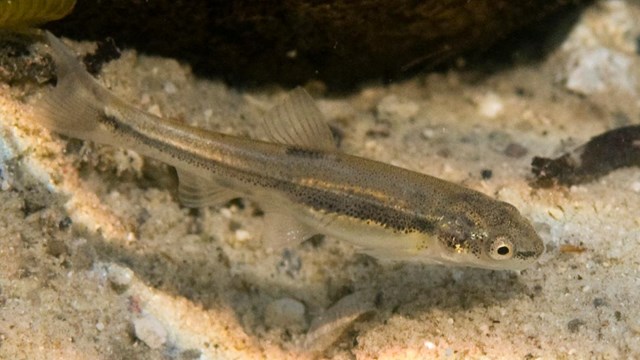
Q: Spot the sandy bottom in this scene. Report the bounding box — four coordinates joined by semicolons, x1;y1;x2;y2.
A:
1;2;640;359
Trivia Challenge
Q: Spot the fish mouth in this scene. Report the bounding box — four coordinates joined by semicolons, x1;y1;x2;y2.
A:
432;248;538;271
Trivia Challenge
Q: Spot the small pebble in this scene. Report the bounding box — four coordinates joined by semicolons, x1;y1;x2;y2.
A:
147;104;163;117
163;81;177;94
504;143;528;158
567;318;585;333
96;322;105;331
219;208;232;219
264;297;307;331
107;264;134;292
1;179;11;191
58;216;73;230
593;298;606;308
481;169;493;180
234;229;251;242
421;127;435;140
477;92;504;118
126;232;137;243
133;313;168;349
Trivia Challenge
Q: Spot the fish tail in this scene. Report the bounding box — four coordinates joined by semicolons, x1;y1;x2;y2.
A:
33;31;118;144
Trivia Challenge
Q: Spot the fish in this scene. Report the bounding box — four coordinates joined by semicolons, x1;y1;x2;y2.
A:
32;32;544;270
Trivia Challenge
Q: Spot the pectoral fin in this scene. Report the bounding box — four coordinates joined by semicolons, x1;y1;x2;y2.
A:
176;169;239;208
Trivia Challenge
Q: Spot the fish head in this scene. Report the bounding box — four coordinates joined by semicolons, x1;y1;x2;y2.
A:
432;191;544;270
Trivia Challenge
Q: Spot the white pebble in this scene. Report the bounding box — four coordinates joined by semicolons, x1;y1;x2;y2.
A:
107;264;134;290
126;232;137;243
477;92;504;118
234;229;251;242
630;181;640;193
96;322;105;331
264;297;307;331
1;180;11;191
219;208;232;219
147;104;163;117
564;47;635;95
163;81;177;94
203;109;213;120
421;127;435;140
133;313;168;349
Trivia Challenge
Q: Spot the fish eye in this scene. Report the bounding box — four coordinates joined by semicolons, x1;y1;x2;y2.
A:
489;237;513;260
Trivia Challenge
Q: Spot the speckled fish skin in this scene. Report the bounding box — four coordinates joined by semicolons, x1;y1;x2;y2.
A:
34;32;544;270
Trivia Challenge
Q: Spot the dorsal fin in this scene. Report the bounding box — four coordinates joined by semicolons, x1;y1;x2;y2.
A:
262;88;336;151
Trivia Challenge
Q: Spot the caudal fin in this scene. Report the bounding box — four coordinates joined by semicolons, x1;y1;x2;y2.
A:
33;31;118;144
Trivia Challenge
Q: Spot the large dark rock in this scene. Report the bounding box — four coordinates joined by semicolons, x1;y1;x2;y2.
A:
49;0;584;89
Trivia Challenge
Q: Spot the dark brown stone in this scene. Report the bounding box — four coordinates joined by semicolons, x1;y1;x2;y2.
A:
47;0;585;89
